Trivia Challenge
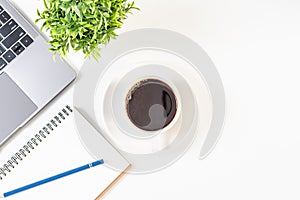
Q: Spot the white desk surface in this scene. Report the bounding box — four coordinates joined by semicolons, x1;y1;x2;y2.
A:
10;0;300;199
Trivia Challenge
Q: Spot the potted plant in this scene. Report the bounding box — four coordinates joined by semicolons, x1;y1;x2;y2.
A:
36;0;138;60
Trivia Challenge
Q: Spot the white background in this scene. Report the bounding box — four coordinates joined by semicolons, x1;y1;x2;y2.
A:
10;0;300;199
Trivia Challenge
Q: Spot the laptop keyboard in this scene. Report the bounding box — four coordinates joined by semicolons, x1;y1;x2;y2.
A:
0;5;33;71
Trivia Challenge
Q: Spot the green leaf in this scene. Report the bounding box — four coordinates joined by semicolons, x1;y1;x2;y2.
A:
103;12;109;18
43;0;48;9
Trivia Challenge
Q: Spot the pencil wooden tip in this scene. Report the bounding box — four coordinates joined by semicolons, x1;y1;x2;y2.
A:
0;194;3;198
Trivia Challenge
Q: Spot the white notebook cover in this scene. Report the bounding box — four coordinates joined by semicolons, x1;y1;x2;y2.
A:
0;89;130;200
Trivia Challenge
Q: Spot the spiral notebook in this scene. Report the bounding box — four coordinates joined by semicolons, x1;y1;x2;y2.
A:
0;89;130;200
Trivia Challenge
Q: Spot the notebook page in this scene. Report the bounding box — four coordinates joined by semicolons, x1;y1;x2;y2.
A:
0;89;129;200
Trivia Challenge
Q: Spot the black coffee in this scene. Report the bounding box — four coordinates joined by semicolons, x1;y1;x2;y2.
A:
126;79;177;131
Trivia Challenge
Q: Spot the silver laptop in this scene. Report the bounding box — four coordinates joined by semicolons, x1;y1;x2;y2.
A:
0;0;76;145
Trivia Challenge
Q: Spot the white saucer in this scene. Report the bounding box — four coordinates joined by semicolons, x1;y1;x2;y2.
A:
73;28;225;174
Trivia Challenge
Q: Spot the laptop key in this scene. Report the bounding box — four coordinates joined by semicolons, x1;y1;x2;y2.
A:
0;6;3;13
0;44;5;55
2;27;25;48
20;35;33;47
11;42;24;55
0;11;11;24
3;50;16;63
0;19;18;37
0;58;7;70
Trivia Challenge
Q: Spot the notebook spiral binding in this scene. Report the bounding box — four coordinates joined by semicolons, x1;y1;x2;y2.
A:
0;105;73;180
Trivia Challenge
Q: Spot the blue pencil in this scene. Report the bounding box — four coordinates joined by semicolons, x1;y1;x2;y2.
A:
0;159;104;198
